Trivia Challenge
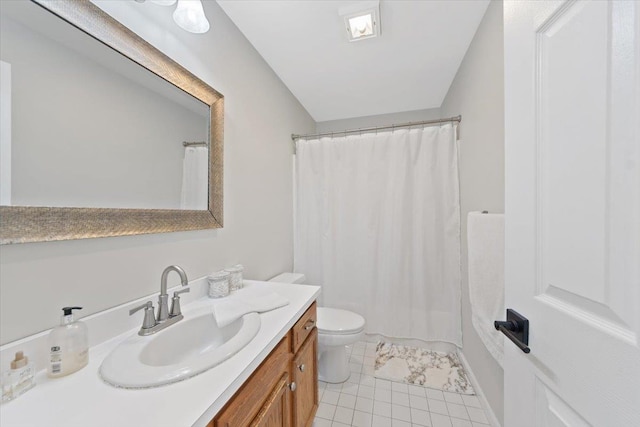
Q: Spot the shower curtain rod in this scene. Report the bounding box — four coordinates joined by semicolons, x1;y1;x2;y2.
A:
182;141;207;147
290;115;462;142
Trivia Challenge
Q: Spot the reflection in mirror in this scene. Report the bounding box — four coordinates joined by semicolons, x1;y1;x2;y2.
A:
0;0;224;244
0;0;209;210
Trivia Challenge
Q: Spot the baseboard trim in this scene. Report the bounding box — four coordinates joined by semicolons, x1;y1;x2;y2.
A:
458;351;502;427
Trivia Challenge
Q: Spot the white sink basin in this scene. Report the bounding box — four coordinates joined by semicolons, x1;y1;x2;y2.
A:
100;307;261;388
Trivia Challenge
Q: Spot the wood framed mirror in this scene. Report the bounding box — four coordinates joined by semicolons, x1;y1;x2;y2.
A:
0;0;224;244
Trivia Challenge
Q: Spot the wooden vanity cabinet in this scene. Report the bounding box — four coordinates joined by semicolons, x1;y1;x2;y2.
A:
212;335;292;427
210;302;318;427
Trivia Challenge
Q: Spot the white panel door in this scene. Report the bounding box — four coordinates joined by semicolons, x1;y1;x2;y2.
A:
504;1;640;426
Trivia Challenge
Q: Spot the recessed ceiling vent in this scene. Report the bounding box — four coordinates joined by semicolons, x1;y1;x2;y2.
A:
339;0;381;42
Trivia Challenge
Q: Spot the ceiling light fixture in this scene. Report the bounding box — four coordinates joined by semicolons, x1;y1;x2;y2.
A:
137;0;210;34
338;1;380;42
173;0;210;34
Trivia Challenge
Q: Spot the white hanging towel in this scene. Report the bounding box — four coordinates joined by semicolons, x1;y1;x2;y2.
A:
467;212;505;366
180;146;208;210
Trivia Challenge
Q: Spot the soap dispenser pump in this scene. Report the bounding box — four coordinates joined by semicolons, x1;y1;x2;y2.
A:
47;307;89;378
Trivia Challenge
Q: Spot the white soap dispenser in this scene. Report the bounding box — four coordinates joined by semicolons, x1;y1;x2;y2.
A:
47;307;89;378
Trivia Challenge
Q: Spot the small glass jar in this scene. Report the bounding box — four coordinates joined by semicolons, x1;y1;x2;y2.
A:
1;351;35;403
225;264;244;291
207;271;230;298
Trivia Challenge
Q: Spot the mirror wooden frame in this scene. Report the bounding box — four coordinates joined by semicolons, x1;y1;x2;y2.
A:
0;0;224;244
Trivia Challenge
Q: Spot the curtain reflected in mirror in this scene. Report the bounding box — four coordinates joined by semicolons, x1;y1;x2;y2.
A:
180;144;208;210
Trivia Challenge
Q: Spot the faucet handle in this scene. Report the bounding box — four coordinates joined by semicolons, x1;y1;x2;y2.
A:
173;288;190;297
129;301;152;315
130;301;156;330
170;288;190;317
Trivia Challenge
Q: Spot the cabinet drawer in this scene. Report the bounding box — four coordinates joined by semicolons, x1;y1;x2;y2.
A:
213;335;291;427
291;302;317;353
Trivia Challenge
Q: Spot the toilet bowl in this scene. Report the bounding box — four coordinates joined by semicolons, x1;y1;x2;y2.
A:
316;307;365;383
269;273;366;383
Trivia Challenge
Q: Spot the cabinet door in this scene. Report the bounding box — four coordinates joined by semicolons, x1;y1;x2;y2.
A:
213;336;291;427
250;373;292;427
291;328;318;427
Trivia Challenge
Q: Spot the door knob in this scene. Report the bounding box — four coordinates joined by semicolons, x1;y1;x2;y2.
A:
289;382;297;392
494;309;530;354
298;364;305;372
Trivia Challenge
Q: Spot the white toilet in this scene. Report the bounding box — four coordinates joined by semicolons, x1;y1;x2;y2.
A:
269;273;366;383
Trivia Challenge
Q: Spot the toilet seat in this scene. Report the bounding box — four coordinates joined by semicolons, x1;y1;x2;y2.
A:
317;307;365;335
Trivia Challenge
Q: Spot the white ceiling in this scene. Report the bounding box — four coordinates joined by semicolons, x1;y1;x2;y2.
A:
216;0;489;122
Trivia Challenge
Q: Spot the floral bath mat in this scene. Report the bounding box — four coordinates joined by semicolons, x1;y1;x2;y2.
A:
374;342;475;395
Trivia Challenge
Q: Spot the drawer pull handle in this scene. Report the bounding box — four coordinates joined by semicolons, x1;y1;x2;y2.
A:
304;319;315;330
298;364;305;372
289;382;297;392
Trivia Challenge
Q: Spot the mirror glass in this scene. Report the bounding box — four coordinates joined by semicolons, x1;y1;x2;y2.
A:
0;1;210;210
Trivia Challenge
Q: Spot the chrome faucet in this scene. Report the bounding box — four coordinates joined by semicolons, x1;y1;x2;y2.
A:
157;265;189;322
129;265;190;336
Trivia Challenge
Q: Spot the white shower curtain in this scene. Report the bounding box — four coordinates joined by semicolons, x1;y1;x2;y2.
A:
180;146;208;210
294;124;461;346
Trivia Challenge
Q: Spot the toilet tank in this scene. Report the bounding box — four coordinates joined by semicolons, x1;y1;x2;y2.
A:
269;272;306;284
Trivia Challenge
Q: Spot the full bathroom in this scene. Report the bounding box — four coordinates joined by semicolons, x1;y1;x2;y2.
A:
0;1;638;427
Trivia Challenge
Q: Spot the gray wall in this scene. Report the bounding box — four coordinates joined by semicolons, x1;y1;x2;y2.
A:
0;0;315;344
316;108;441;133
440;1;505;424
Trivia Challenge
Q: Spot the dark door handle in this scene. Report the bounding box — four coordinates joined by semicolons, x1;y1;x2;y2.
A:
494;309;530;354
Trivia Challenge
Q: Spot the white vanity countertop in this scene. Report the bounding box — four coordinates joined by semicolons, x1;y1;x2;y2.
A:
0;280;320;427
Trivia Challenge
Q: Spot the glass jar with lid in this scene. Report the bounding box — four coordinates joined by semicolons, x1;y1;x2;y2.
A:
207;271;230;298
224;264;244;291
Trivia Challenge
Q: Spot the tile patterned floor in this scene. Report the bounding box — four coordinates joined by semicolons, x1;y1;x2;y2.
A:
313;341;492;427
